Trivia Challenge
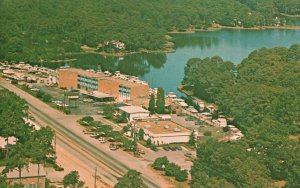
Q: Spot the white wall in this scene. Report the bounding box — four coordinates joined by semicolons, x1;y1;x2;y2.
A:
130;112;150;121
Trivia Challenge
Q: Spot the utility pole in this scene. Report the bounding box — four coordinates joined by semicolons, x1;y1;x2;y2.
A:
94;167;97;188
54;133;57;152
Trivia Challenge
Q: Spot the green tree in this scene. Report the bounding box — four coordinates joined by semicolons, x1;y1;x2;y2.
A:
153;157;169;170
42;94;52;102
30;127;55;187
148;93;156;114
138;128;144;140
175;169;188;182
188;130;196;146
80;116;94;123
63;171;84;188
4;143;30;185
103;104;114;119
114;170;146;188
165;162;181;177
156;88;165;114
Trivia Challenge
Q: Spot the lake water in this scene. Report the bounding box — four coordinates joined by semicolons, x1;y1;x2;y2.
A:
140;29;300;95
54;29;300;96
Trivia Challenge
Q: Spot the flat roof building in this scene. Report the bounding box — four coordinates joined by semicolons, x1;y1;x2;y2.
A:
119;106;150;121
133;120;196;145
58;68;149;104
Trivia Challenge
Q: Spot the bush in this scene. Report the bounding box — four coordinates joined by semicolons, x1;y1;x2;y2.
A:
146;138;152;146
204;131;212;136
81;116;94;123
122;125;130;132
36;90;45;98
175;170;188;182
223;126;230;132
165;163;181;177
115;113;128;123
42;94;52;102
153;157;169;170
150;145;158;152
11;80;18;84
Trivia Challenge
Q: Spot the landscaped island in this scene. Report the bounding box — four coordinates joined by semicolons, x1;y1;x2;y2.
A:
1;0;300;63
180;45;300;187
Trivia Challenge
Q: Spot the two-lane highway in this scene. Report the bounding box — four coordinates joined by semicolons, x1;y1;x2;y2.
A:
0;80;170;188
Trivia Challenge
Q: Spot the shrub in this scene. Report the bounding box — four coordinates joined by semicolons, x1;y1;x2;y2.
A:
81;116;94;123
175;169;188;182
165;162;181;176
146;138;152;146
153;157;169;170
204;131;212;136
42;94;52;102
150;145;158;152
36;90;45;98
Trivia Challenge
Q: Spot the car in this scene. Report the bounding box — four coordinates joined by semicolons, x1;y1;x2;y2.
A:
169;146;177;151
138;149;145;155
98;137;107;143
107;137;116;142
175;145;182;151
163;145;170;151
90;133;98;138
109;143;119;151
195;121;203;125
184;152;193;157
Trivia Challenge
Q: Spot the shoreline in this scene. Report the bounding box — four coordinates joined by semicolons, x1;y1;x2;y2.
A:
49;25;299;61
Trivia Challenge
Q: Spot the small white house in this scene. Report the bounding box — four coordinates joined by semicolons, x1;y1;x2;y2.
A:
119;106;150;121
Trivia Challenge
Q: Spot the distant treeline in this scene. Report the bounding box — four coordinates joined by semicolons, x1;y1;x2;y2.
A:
0;0;299;62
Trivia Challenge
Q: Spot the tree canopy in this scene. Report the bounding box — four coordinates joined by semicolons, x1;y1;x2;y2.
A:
1;0;299;62
184;45;300;187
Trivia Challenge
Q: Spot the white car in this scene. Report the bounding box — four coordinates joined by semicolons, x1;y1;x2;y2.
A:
98;137;107;143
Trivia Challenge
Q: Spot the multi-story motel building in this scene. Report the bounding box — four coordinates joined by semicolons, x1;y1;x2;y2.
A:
58;68;149;104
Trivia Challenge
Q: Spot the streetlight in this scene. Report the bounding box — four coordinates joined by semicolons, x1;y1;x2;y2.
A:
162;164;165;171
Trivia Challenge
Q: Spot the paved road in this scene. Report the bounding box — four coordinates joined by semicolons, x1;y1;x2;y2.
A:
33;112;117;187
0;80;169;188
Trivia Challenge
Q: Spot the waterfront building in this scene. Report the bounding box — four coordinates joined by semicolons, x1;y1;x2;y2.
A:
58;68;149;104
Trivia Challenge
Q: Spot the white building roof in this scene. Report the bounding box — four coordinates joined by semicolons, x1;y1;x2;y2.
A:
178;101;188;107
119;106;149;114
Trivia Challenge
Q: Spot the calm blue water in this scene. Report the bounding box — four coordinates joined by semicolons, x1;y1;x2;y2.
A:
60;29;300;96
139;29;300;95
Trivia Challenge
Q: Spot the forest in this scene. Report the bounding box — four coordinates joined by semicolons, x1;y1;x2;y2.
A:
0;0;299;63
0;89;55;186
182;45;300;187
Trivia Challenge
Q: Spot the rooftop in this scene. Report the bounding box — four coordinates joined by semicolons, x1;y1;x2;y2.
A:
119;106;149;114
59;68;148;87
136;120;190;134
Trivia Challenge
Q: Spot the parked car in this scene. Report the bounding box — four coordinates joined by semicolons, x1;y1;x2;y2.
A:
90;133;98;138
163;145;170;151
107;137;116;142
109;143;119;151
98;137;107;143
169;146;177;151
175;145;182;151
138;149;145;155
